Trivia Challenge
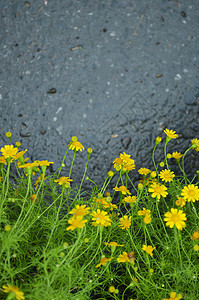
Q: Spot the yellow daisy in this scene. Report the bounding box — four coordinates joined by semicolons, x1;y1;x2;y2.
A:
18;161;39;169
162;291;182;300
54;176;73;188
181;184;199;202
191;138;199;152
142;245;156;257
159;169;175;182
113;152;135;172
69;139;84;151
66;216;87;231
144;213;151;224
0;156;7;165
122;196;137;203
175;197;186;207
190;231;199;240
91;209;112;227
164;208;187;230
138;207;151;216
1;145;18;159
117;252;130;263
119;215;131;230
37;160;54;167
148;182;168;199
113;185;131;195
95;256;113;267
69;205;90;217
164;129;178;139
2;284;25;300
172;151;183;160
138;168;151;175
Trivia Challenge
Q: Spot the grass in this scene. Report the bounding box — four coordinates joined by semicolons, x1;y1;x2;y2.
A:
0;130;199;300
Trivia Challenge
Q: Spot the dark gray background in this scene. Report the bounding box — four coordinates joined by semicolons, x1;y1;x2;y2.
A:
0;0;199;189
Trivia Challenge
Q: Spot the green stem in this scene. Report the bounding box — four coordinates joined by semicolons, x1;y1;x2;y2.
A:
69;151;76;179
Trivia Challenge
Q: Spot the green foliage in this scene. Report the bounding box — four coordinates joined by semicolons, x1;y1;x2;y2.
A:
0;132;199;300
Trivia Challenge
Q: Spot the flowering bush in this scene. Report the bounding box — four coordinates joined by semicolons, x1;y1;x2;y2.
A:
0;130;198;299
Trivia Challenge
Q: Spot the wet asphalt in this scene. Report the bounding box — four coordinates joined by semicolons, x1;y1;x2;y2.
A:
0;0;199;190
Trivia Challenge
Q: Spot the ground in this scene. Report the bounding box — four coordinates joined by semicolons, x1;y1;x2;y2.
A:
0;0;199;189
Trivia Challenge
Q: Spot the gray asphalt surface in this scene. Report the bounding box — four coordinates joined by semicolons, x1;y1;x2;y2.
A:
0;0;199;189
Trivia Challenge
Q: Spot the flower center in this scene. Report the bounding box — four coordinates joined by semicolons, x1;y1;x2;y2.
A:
188;190;195;197
171;214;180;223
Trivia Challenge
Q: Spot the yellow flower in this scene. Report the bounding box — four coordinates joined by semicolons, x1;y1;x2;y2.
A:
104;242;124;247
63;242;69;249
87;147;93;154
138;208;151;224
2;284;25;300
113;152;135;172
119;215;131;230
95;256;113;267
113;185;131;195
113;157;123;170
159;169;175;182
66;216;87;231
132;276;138;282
91;209;112;227
0;156;7;165
109;286;115;293
37;160;54;167
160;162;165;167
33;175;47;190
108;170;114;177
138;207;151;216
4;225;11;231
18;162;40;174
144;213;151;224
1;145;18;159
13;149;28;161
162;291;182;300
54;176;73;188
164;129;178;139
155;136;162;145
150;171;157;178
138;168;151;175
148;182;168;199
16;142;21;147
190;231;199;240
6;132;12;138
93;196;118;210
117;252;130;263
175;197;186;207
122;196;137;203
69;140;84;151
164;208;187;230
193;245;199;251
69;205;90;217
172;151;183;160
142;245;156;256
181;184;199;202
191;138;199;152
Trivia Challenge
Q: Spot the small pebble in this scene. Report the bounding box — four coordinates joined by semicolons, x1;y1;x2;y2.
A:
47;88;57;94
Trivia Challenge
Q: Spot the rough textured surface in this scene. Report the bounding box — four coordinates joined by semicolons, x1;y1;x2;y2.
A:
0;0;199;189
